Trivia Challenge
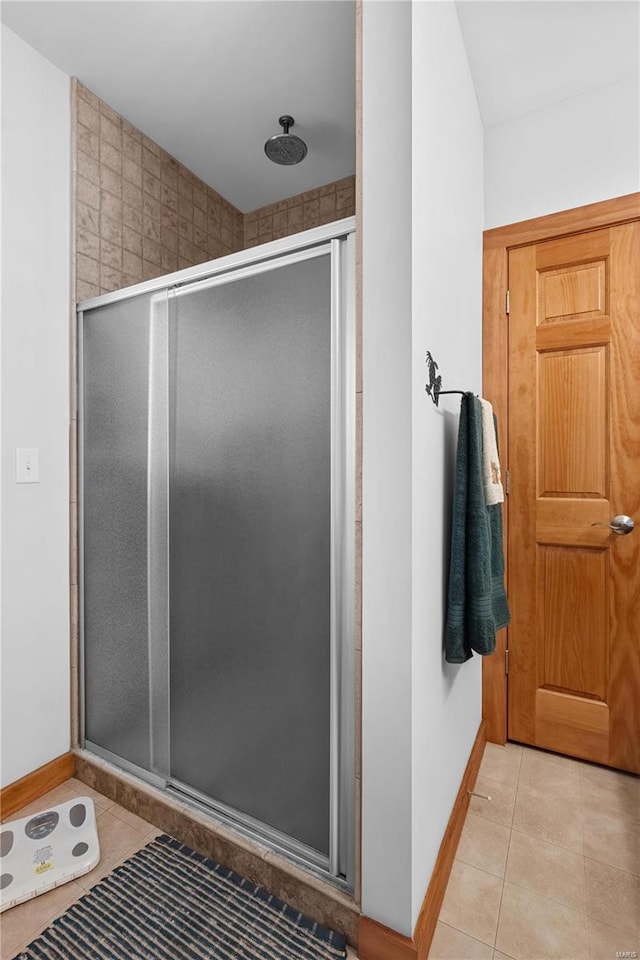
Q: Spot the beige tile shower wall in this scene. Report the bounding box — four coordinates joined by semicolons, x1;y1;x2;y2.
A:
244;177;356;248
73;82;245;303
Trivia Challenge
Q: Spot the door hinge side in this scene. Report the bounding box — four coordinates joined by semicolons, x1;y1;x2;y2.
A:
505;289;510;315
505;649;510;675
505;469;510;495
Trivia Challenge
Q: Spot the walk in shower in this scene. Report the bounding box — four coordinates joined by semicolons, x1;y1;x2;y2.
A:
78;219;356;889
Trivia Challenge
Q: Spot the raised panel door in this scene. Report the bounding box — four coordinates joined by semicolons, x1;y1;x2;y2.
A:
508;223;640;772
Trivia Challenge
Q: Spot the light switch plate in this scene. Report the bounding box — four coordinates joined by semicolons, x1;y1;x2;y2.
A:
16;448;39;483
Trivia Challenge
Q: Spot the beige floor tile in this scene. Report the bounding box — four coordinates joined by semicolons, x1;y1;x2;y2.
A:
78;847;147;893
126;828;160;858
439;860;503;947
585;858;640;937
580;763;640;805
580;767;640;833
76;808;145;890
520;746;582;774
519;749;581;794
582;805;640;877
2;782;76;824
469;774;517;829
512;780;583;854
429;920;493;959
588;917;639;959
479;743;523;789
65;777;114;812
0;879;85;960
108;800;156;835
142;824;164;842
581;781;640;834
457;813;511;879
495;882;589;960
505;830;587;914
0;782;168;959
430;752;640;960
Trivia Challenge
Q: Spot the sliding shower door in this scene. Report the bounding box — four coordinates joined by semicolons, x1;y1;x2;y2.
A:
169;251;332;860
82;292;155;772
80;227;355;885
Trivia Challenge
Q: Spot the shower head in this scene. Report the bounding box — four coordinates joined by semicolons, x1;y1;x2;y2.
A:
264;115;307;166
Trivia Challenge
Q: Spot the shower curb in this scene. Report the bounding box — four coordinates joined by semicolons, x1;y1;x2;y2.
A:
73;749;360;947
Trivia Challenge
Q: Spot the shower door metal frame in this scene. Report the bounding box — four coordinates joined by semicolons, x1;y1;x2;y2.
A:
78;218;356;890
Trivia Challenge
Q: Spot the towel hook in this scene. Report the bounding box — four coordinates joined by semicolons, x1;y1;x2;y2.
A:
425;351;466;407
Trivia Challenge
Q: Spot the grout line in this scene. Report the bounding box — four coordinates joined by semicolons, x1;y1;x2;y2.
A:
492;873;505;950
493;818;512;952
510;754;524;832
495;748;526;954
584;853;640;881
453;858;507;883
6;883;86;958
508;824;585;856
586;894;593;959
499;874;589;917
511;757;586;857
441;858;505;950
12;924;48;959
105;803;154;836
580;771;591;956
436;919;498;955
500;754;640;933
503;816;583;857
514;743;523;780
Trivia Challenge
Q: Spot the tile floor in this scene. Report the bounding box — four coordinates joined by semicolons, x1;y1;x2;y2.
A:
429;742;640;960
0;778;163;959
0;778;359;959
1;746;638;960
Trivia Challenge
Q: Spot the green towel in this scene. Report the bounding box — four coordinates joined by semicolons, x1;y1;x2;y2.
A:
445;393;510;663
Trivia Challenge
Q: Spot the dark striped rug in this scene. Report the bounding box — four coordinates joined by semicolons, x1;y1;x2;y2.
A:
15;835;347;960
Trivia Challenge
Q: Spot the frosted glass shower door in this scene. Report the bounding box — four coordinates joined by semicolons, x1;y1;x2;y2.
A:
168;251;333;860
81;291;169;775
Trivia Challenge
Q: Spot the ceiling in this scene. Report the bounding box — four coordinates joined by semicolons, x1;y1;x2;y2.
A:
3;1;638;209
455;0;640;128
0;0;356;212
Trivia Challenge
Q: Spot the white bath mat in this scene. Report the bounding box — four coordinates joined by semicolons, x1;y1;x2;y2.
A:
0;796;100;912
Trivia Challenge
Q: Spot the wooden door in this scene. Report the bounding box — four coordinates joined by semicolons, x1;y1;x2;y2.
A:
508;221;640;773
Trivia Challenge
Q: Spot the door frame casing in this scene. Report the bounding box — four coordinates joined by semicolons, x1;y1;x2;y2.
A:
481;191;640;745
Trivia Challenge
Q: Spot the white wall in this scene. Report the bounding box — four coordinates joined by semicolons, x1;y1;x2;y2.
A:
361;0;414;935
410;0;484;928
485;77;640;228
361;0;484;936
1;26;71;786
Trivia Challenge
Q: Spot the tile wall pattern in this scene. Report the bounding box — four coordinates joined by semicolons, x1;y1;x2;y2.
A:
74;80;356;304
244;176;356;248
73;81;245;303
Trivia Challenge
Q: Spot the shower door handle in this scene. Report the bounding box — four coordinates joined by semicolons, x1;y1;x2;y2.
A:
591;515;635;535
